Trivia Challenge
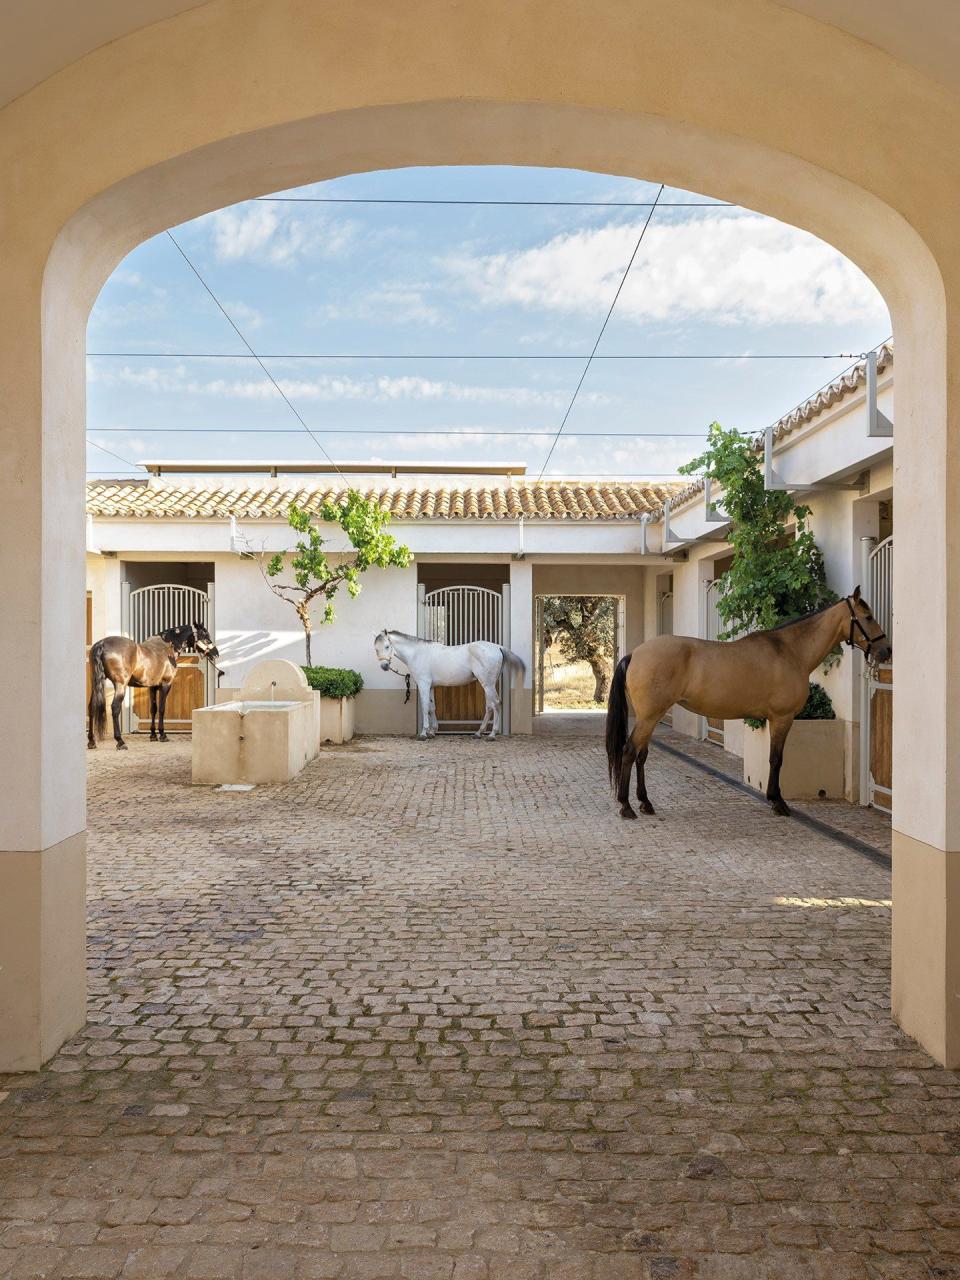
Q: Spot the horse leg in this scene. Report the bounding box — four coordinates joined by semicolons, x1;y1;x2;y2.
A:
428;690;439;736
475;699;492;738
112;682;128;750
416;681;433;739
625;721;658;817
482;682;501;740
149;687;159;740
157;681;172;741
634;731;656;815
617;735;639;819
766;715;794;817
87;694;96;749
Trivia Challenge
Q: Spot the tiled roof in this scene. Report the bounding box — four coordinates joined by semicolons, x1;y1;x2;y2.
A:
86;480;683;522
663;344;894;516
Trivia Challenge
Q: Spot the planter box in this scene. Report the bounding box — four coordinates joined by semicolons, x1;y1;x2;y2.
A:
742;718;845;800
315;694;355;745
192;699;316;785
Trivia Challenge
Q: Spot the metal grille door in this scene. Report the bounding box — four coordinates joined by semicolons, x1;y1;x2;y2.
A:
417;585;509;732
121;583;215;732
860;536;893;812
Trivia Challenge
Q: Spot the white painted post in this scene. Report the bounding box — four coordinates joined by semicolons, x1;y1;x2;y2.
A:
858;535;876;806
501;582;511;735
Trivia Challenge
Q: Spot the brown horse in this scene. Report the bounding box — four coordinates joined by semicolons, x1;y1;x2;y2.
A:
87;622;220;750
605;589;890;818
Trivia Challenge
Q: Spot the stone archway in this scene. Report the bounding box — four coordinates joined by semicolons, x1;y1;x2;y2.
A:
2;0;958;1067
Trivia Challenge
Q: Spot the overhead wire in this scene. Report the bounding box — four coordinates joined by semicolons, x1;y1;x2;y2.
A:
255;196;732;208
86;351;860;361
536;184;665;479
164;231;346;481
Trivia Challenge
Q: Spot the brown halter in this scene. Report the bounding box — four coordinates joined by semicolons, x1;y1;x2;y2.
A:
845;595;886;661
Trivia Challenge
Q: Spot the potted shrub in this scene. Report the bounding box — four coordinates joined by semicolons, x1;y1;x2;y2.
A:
742;682;845;800
302;665;363;745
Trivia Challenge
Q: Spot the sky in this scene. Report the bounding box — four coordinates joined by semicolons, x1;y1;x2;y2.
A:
86;166;891;483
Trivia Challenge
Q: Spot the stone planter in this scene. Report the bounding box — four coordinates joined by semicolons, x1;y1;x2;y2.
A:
315;694;355;745
742;718;845;800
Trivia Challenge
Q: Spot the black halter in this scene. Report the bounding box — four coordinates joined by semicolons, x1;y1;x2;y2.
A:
845;596;886;661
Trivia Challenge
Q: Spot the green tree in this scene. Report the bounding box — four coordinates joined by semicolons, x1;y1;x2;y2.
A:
542;595;616;703
261;493;412;664
678;422;835;639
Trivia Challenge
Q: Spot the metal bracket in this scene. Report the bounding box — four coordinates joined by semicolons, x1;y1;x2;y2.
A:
662;499;687;546
866;349;893;438
703;476;729;524
763;422;864;493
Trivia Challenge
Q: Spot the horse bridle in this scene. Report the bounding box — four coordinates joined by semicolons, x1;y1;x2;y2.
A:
845;596;887;661
381;634;412;703
386;662;411;703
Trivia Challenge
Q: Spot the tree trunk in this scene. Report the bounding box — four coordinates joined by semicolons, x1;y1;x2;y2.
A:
589;656;609;703
304;625;312;666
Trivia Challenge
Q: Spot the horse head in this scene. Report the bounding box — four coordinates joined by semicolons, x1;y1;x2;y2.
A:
845;587;892;664
374;629;394;671
191;619;220;660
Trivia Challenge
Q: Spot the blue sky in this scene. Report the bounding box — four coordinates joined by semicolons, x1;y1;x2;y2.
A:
86;166;891;482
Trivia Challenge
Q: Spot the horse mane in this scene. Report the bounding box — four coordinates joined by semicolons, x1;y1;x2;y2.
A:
765;600;838;633
384;630;421;642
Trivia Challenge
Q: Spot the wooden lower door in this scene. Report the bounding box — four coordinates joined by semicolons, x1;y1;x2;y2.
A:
433;681;486;730
868;663;893;813
131;656;206;733
705;717;725;747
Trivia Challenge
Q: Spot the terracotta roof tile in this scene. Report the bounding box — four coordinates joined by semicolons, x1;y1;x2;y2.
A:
86;479;682;522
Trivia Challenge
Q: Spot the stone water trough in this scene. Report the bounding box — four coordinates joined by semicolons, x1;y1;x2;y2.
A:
192;659;318;785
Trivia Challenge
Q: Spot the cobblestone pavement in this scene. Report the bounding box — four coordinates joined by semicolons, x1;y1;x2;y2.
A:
2;734;958;1280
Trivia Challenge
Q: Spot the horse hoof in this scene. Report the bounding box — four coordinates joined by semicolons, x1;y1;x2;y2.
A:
158;734;169;743
771;800;791;817
619;805;638;820
116;742;128;751
639;802;656;815
149;734;158;742
87;741;96;751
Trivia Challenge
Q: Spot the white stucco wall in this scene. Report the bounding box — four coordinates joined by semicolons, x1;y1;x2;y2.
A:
212;555;418;689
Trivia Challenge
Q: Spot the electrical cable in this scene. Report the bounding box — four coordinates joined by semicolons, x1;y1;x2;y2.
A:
165;231;346;480
537;185;665;479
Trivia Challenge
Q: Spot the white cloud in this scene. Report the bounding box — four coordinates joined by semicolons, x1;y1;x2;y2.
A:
317;287;445;327
448;211;888;327
225;300;264;330
88;364;613;409
205;204;356;266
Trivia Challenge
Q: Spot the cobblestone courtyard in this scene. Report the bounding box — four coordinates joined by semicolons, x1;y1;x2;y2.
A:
1;733;958;1279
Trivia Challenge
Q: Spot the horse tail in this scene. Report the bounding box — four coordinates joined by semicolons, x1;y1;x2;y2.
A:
89;641;108;741
499;647;526;685
605;654;631;789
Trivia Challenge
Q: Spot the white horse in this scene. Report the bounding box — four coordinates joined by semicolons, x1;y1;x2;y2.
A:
374;630;526;740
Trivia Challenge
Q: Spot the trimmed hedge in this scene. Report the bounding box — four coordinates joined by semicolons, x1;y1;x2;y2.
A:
796;681;836;721
302;666;364;699
746;680;835;730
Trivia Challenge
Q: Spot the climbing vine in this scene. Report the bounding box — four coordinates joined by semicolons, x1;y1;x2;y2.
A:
678;422;836;639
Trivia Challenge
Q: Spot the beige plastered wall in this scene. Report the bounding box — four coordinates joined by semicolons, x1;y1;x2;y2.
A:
2;0;960;1064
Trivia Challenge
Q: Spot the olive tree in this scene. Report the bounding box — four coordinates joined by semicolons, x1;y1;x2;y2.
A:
261;493;412;665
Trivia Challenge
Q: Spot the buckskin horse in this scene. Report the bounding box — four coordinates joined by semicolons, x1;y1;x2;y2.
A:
605;589;890;819
87;622;220;750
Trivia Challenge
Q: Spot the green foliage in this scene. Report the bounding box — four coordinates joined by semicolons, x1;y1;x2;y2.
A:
541;595;616;702
746;681;836;730
796;681;836;721
301;666;364;699
262;492;412;664
679;423;836;639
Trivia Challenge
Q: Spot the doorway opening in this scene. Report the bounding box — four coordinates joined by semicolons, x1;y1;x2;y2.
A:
535;594;626;715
